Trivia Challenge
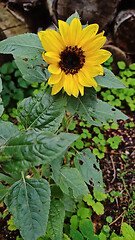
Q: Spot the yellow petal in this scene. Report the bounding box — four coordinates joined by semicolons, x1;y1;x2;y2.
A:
63;74;72;96
78;24;99;48
42;52;60;64
48;72;62;84
70;74;79;97
86;49;111;65
83;63;104;77
83;36;106;53
78;68;97;88
51;78;64;95
58;20;71;46
69;18;82;46
48;63;61;74
78;70;93;87
38;29;64;53
73;74;84;96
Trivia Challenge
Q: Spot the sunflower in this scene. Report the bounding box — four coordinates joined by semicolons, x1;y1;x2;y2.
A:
38;18;111;97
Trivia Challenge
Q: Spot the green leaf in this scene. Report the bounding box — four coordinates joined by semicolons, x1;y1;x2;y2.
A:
7;215;17;231
59;167;89;199
92;202;104;215
18;88;67;132
2;130;78;174
0;76;2;92
63;234;71;240
0;97;4;117
60;194;76;212
0;120;19;146
47;199;65;240
95;68;126;88
70;229;84;240
98;232;107;240
0;77;4;117
79;219;96;239
0;182;9;202
117;61;126;70
129;63;135;70
66;88;101;126
0;173;15;185
15;55;50;83
77;207;92;219
89;100;128;123
121;223;135;240
5;178;51;240
66;11;80;25
74;149;104;193
70;215;79;230
66;88;127;126
0;33;43;59
93;189;107;201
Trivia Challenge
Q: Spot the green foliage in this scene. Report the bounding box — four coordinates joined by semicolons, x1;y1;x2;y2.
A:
99;61;135;112
111;223;135;240
0;76;4;117
83;193;104;215
107;136;122;149
0;61;34;108
5;177;51;240
46;200;65;240
0;12;130;240
74;149;104;193
17;88;67;131
7;215;18;231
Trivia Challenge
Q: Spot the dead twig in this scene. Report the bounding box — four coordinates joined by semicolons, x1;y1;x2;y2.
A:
109;210;126;226
110;155;116;183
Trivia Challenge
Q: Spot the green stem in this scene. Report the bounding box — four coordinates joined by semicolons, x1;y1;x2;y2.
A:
21;171;25;183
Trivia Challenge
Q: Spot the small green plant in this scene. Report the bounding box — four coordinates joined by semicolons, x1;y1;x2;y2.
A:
97;61;135;112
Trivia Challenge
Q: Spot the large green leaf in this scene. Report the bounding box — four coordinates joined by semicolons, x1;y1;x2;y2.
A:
0;76;4;117
5;178;51;240
59;167;89;199
66;88;127;126
66;88;101;126
15;55;50;83
0;120;19;146
0;98;4;117
89;99;128;123
18;88;67;132
1;130;78;173
60;193;76;212
0;76;2;92
0;182;9;202
47;199;65;240
95;67;126;88
74;149;104;193
0;33;43;58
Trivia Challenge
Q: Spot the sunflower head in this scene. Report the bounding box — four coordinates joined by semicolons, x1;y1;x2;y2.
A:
38;17;111;97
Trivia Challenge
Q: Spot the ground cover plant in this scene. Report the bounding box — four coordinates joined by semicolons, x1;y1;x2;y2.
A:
0;12;134;240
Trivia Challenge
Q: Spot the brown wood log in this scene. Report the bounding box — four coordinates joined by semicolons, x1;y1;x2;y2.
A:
114;10;135;54
103;45;131;74
53;0;122;30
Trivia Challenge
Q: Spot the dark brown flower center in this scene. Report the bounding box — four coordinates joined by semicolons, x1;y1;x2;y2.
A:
59;46;85;75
